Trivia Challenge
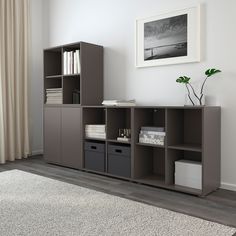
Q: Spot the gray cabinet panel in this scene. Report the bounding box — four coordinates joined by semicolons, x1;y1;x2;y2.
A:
44;107;61;164
61;108;82;169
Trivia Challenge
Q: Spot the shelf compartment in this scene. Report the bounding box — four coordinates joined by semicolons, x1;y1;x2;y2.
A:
107;143;131;178
166;149;202;185
83;107;106;139
63;44;80;76
83;107;106;124
168;144;201;152
106;108;131;140
133;108;166;144
167;108;202;147
44;48;62;76
84;140;105;172
133;145;165;183
44;78;62;104
63;76;80;104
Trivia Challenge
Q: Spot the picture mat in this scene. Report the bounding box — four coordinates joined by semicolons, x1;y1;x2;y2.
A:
136;5;200;67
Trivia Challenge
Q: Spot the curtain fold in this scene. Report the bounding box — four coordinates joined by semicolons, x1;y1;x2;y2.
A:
0;0;31;163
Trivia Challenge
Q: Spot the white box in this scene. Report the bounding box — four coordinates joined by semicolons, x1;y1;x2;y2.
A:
175;160;202;189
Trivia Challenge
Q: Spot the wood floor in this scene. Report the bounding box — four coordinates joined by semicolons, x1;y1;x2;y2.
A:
0;155;236;229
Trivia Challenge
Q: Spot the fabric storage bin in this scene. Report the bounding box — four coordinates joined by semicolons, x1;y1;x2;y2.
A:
84;141;105;172
175;160;202;189
108;144;131;178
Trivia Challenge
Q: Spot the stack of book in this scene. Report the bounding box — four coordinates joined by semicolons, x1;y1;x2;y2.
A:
139;127;165;146
63;50;80;75
85;124;106;139
102;99;136;106
46;88;62;104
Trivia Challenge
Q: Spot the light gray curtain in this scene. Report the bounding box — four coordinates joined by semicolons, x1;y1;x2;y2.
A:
0;0;31;163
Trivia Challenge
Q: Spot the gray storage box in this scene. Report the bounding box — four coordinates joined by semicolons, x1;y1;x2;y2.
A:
84;141;105;172
108;144;131;178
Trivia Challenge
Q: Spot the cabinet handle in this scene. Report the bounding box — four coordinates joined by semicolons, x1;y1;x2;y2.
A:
115;149;122;153
91;146;97;150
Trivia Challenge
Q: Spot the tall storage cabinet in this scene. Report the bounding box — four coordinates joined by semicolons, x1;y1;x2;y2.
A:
43;42;103;168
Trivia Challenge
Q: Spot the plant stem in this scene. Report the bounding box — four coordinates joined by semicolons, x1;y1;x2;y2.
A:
200;76;208;94
185;84;195;105
199;94;203;105
188;83;201;105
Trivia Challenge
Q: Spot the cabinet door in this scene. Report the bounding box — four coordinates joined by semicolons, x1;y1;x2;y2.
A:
61;107;82;169
44;107;61;164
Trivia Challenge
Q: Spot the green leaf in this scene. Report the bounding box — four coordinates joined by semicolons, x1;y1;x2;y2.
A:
176;76;191;84
205;68;221;77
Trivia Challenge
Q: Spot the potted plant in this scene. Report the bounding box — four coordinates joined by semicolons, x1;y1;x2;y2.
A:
176;68;221;105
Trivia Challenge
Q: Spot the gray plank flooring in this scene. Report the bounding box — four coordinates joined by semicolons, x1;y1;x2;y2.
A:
0;155;236;229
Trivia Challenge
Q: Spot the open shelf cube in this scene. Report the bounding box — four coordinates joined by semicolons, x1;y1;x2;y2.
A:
44;48;62;76
134;145;165;186
106;108;131;140
133;108;165;144
62;43;80;76
167;108;202;150
44;42;103;106
63;75;80;104
82;107;106;140
44;77;62;104
166;149;202;185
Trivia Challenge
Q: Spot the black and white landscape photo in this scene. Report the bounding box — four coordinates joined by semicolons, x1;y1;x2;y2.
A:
144;14;188;61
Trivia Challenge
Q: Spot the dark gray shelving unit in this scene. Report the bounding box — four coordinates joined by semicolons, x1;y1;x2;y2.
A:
44;42;103;106
43;43;220;196
43;42;103;169
79;106;221;196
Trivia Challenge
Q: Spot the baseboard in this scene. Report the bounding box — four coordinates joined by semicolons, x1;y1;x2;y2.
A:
221;182;236;192
31;149;43;156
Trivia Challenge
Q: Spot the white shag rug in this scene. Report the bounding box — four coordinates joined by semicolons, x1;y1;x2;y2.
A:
0;170;235;236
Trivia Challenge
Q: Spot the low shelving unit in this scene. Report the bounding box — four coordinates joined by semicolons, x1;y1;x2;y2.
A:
78;106;220;196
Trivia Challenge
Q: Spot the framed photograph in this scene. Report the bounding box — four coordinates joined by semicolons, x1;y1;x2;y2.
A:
135;5;200;67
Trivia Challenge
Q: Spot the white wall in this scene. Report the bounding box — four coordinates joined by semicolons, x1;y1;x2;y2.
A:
38;0;236;190
30;0;49;155
30;0;44;155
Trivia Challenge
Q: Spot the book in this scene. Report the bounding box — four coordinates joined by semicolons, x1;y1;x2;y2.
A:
141;127;165;132
102;99;136;106
74;51;77;74
63;52;67;74
46;87;62;104
63;50;81;75
46;88;62;91
140;130;166;136
75;50;81;74
85;134;106;139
